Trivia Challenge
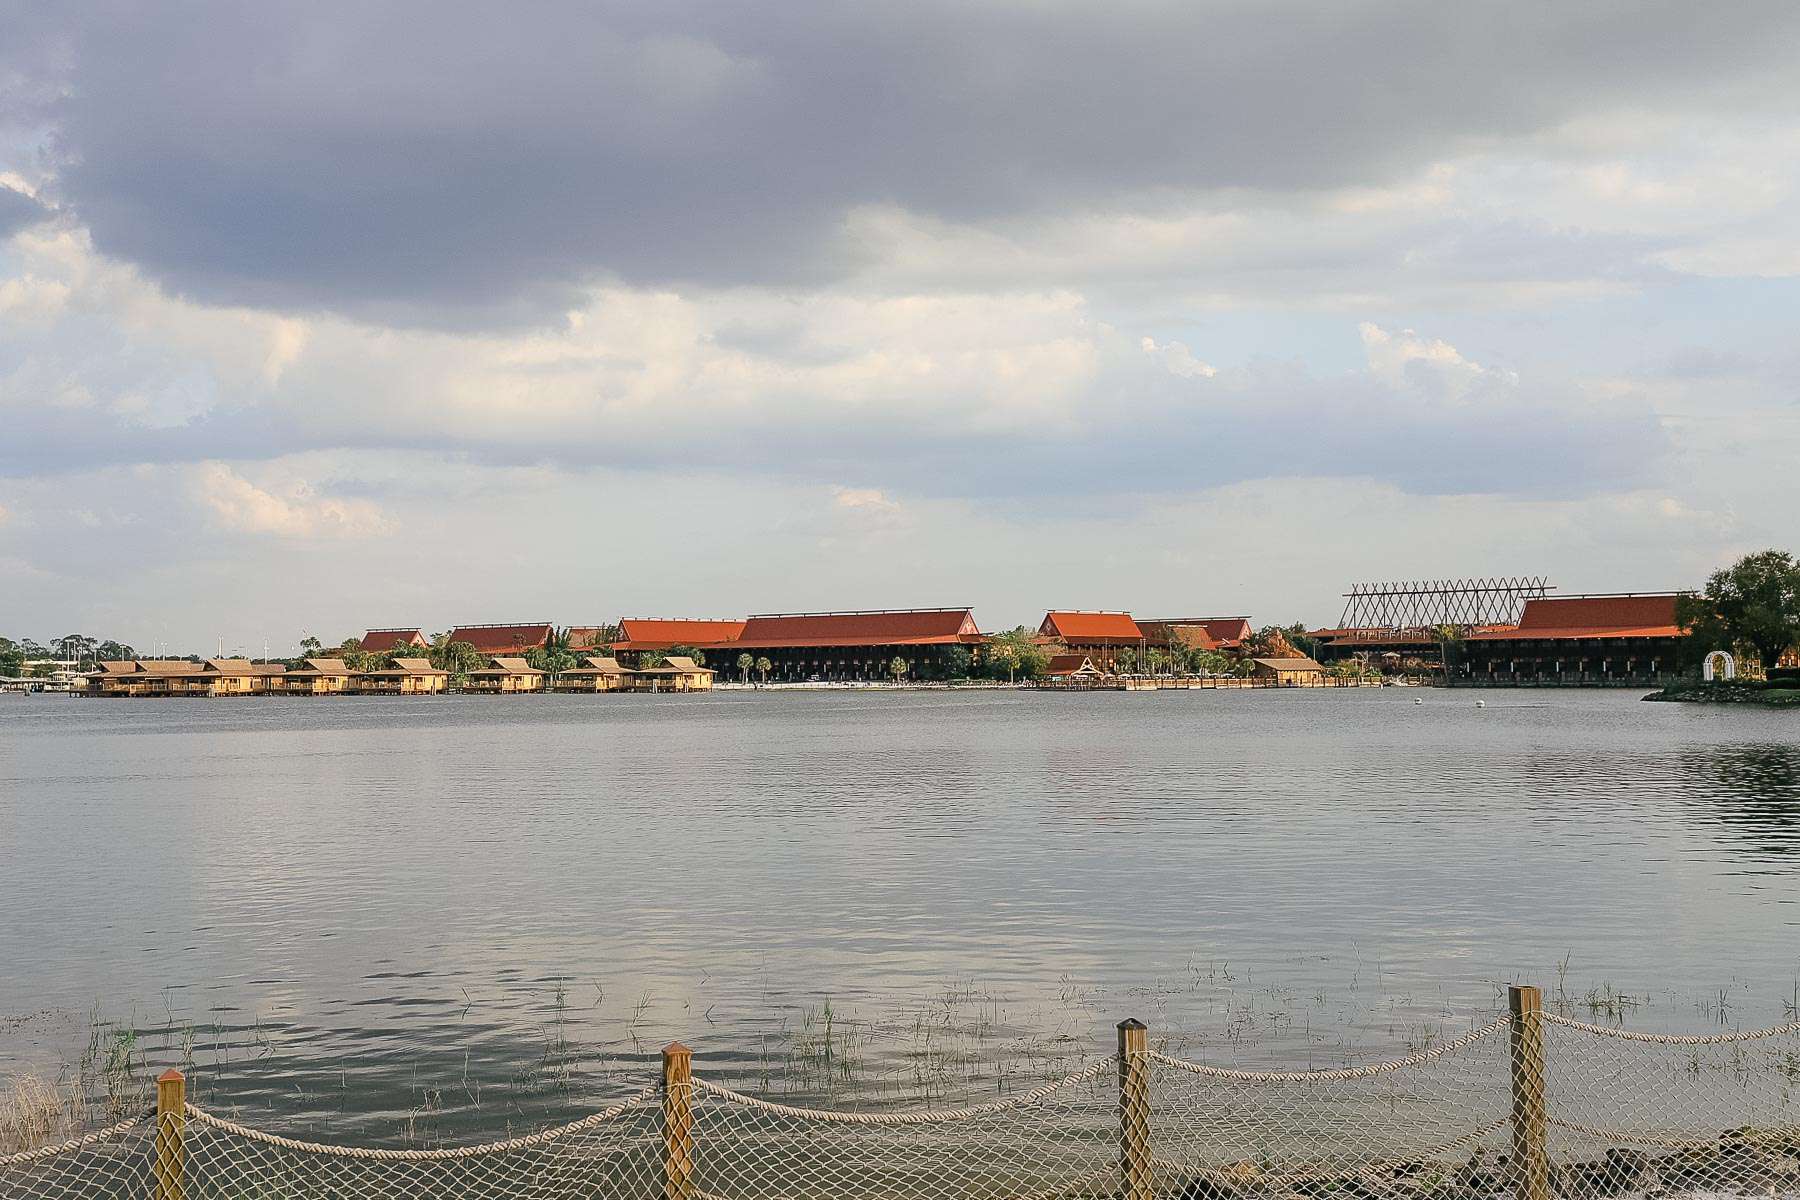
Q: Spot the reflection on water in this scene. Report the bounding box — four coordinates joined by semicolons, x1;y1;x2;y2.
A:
1;689;1797;1143
1681;743;1800;860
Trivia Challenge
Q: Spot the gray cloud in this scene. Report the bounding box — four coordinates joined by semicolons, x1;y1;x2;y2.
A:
0;184;45;237
11;1;1799;323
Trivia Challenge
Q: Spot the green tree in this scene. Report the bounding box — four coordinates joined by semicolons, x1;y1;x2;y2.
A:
889;656;908;683
737;652;755;683
299;636;324;658
1678;549;1800;670
427;636;486;683
755;655;772;684
0;637;22;677
527;628;577;680
941;645;973;680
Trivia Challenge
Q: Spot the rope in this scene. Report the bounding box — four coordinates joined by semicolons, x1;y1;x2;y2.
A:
1541;1014;1800;1045
1544;1116;1756;1152
690;1057;1115;1124
0;1110;150;1169
693;1165;1120;1200
181;1083;658;1160
1149;1016;1509;1081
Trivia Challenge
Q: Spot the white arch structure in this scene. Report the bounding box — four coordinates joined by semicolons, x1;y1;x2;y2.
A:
1702;650;1736;682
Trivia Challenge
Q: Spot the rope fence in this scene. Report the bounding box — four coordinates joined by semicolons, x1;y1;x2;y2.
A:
6;987;1799;1200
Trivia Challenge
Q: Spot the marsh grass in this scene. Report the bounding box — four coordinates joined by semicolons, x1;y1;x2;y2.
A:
1;1072;87;1154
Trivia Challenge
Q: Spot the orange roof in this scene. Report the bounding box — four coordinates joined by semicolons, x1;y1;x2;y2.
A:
1038;611;1144;643
359;628;428;652
1144;616;1252;648
449;623;554;654
612;618;747;650
1137;621;1220;652
1467;594;1683;641
1045;653;1104;676
732;609;983;649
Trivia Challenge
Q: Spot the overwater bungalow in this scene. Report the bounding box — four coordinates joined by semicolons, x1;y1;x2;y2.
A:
84;659;282;697
279;658;355;695
463;656;547;694
554;656;631;693
1250;656;1326;686
357;657;448;695
629;655;714;692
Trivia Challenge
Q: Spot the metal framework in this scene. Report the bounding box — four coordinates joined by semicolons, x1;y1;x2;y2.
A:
1337;577;1552;635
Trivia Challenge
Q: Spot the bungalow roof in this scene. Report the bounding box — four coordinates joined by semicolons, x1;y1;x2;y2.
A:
1038;611;1144;643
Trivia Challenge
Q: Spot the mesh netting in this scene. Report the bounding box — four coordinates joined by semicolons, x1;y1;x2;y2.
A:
1148;1017;1516;1194
687;1060;1118;1200
1541;1014;1800;1197
10;1014;1800;1200
0;1116;152;1200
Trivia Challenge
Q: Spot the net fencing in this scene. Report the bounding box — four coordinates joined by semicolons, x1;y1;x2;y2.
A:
7;1006;1800;1200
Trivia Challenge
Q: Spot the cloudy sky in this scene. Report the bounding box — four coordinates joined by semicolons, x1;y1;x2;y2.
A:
3;2;1798;652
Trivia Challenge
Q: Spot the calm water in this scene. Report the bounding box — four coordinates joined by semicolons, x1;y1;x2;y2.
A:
2;688;1797;1140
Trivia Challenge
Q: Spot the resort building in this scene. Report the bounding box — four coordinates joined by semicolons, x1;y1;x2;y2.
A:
1459;594;1685;686
279;658;355;695
554;656;632;692
1250;656;1327;686
448;623;554;656
726;609;986;682
463;656;547;694
1135;620;1221;655
1037;611;1146;671
564;627;616;652
358;628;429;654
629;655;715;692
610;619;747;659
1142;617;1254;651
357;657;449;695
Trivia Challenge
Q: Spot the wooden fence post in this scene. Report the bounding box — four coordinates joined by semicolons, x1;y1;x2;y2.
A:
1508;986;1550;1200
1117;1019;1152;1200
154;1069;185;1200
662;1042;695;1200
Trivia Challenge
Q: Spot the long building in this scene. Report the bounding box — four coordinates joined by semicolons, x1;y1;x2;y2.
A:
609;609;984;681
1458;593;1685;686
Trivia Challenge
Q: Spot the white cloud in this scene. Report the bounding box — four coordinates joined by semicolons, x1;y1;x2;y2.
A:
1359;322;1514;398
189;462;393;539
832;487;901;514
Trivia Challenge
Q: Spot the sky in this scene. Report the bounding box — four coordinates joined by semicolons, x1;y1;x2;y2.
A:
2;1;1798;653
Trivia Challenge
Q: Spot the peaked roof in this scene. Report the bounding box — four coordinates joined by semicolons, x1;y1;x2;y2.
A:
638;655;714;675
449;624;554;653
1144;617;1252;647
359;628;429;652
1045;653;1104;676
363;657;447;675
1468;594;1684;641
613;618;747;649
1039;611;1144;642
565;656;629;674
733;609;982;648
471;656;544;675
290;658;351;675
564;627;610;648
1252;656;1325;671
1136;621;1220;652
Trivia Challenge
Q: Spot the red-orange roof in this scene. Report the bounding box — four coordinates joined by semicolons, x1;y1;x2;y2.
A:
1038;611;1144;643
359;628;428;652
1137;620;1220;652
1045;653;1103;676
1144;616;1252;648
730;609;982;649
449;623;554;654
1466;594;1683;642
612;618;747;650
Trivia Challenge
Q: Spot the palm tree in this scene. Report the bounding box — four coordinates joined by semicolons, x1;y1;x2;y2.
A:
737;652;755;684
755;656;772;685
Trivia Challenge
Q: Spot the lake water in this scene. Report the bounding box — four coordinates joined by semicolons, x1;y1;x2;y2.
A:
2;688;1797;1142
